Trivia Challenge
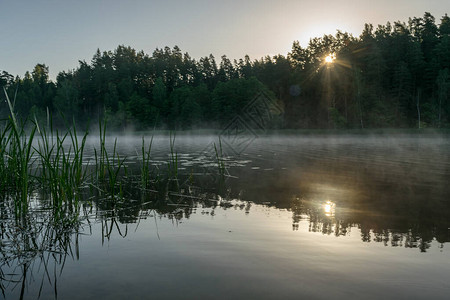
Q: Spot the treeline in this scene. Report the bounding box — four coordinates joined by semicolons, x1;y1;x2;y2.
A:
1;12;450;129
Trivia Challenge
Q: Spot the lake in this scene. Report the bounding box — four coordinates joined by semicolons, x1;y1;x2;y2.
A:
1;132;450;299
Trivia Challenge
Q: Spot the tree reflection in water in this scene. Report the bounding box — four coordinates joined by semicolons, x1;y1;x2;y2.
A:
1;161;449;298
207;160;447;254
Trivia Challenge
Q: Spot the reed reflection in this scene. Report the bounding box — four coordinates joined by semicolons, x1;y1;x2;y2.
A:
0;195;87;299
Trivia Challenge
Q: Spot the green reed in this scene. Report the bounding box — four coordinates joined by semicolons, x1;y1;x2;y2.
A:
141;135;153;191
34;116;88;215
167;132;179;192
2;87;37;216
213;136;229;195
0;121;12;194
93;118;126;200
168;132;178;179
214;136;226;179
1;87;226;218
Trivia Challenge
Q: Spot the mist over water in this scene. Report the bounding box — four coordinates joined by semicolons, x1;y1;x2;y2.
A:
85;131;450;247
82;132;450;245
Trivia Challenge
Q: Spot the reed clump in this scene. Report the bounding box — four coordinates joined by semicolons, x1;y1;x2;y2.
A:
35;116;89;216
1;89;227;219
92;119;127;201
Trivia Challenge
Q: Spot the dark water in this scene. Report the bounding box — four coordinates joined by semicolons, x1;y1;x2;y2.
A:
2;133;450;299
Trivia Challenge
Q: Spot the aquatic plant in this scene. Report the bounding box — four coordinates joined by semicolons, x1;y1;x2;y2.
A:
167;132;179;192
141;135;154;191
2;87;37;216
214;137;226;181
35;115;89;216
93;118;127;200
1;88;228;220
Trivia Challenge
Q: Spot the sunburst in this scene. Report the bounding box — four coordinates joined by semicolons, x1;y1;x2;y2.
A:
324;53;336;63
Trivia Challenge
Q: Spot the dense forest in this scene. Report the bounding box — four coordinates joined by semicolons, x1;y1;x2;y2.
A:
1;12;450;130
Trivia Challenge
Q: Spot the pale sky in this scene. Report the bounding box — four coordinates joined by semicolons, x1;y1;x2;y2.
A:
1;0;449;80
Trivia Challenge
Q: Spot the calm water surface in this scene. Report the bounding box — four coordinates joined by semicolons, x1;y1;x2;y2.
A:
2;133;450;299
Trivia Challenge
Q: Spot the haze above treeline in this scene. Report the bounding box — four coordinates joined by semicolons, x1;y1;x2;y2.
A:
1;12;450;130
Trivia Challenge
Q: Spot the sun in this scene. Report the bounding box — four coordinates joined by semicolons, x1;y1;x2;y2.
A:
323;200;335;217
324;53;336;63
